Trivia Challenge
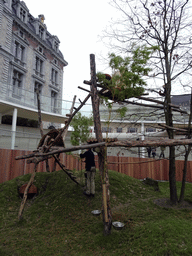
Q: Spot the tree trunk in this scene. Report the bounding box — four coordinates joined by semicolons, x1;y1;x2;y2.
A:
179;91;192;203
90;54;112;235
169;145;178;204
179;146;191;203
164;58;178;204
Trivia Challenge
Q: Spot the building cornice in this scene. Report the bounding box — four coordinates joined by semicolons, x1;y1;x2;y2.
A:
10;60;27;73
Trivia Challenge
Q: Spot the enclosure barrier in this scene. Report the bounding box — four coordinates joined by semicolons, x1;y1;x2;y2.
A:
0;148;191;183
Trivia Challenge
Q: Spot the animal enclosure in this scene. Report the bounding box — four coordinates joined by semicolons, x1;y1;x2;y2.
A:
1;148;192;184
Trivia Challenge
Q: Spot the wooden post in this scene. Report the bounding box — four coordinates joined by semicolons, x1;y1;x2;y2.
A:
90;54;112;235
18;163;38;220
62;95;77;141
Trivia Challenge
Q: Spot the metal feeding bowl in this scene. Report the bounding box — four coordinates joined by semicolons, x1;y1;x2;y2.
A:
91;210;101;216
112;221;125;230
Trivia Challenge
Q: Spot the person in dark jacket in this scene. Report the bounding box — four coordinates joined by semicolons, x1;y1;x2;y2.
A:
80;148;96;197
147;147;152;158
151;147;156;158
159;146;166;158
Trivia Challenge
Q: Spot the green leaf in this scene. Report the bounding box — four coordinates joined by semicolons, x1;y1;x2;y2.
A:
97;45;157;102
70;112;93;146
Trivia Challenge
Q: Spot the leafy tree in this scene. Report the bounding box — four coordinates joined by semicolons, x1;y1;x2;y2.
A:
97;46;157;101
97;46;156;140
70;112;93;146
104;0;192;204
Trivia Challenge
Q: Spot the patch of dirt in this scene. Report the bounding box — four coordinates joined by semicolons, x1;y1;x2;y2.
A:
154;198;192;209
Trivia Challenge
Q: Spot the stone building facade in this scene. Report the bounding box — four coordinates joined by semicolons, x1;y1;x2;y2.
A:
0;0;68;131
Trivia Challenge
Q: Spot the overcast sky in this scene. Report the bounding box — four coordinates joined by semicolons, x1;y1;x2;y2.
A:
23;0;116;115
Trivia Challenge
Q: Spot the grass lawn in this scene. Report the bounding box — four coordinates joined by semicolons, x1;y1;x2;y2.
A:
0;169;192;255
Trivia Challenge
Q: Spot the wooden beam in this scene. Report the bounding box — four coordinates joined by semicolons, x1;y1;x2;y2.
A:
135;95;165;105
53;155;79;185
107;138;192;148
136;96;182;110
15;142;106;161
62;95;76;140
158;123;188;132
38;142;106;157
46;92;91;150
78;86;90;93
122;99;188;114
18;163;38;220
84;79;188;114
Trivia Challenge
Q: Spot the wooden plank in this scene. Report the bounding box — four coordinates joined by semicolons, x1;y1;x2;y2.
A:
102;184;108;222
2;149;192;183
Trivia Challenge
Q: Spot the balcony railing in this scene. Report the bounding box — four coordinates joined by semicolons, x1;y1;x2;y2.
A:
14;57;25;67
1;84;92;118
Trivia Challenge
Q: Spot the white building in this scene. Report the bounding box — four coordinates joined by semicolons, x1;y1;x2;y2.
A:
0;0;68;149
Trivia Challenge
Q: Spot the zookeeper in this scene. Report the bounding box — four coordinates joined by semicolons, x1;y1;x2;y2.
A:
80;148;96;197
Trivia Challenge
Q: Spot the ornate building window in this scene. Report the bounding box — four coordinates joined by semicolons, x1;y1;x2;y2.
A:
39;25;44;39
12;70;23;97
20;7;26;22
39;46;43;53
146;127;156;133
54;41;58;52
49;36;60;52
34;81;42;105
51;91;57;113
102;127;112;133
116;127;122;133
19;30;24;38
51;68;58;86
127;127;137;133
13;41;25;66
35;56;44;78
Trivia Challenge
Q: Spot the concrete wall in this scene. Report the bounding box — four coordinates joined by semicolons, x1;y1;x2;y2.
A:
0;124;72;151
0;123;191;162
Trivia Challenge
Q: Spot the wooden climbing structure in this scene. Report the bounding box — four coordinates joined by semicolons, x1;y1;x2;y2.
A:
15;54;192;235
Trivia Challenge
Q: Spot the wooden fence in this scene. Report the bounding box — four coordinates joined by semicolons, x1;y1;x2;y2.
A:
0;148;192;183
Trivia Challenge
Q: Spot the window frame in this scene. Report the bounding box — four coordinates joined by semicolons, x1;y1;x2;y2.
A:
102;127;112;133
146;127;156;133
20;7;26;22
51;91;58;113
51;68;59;86
35;55;44;79
13;39;26;66
34;81;43;105
39;25;45;39
54;41;59;52
116;127;123;133
127;127;138;133
12;69;23;98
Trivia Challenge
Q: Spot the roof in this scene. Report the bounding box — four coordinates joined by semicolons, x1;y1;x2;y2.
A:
12;0;68;66
171;94;191;106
